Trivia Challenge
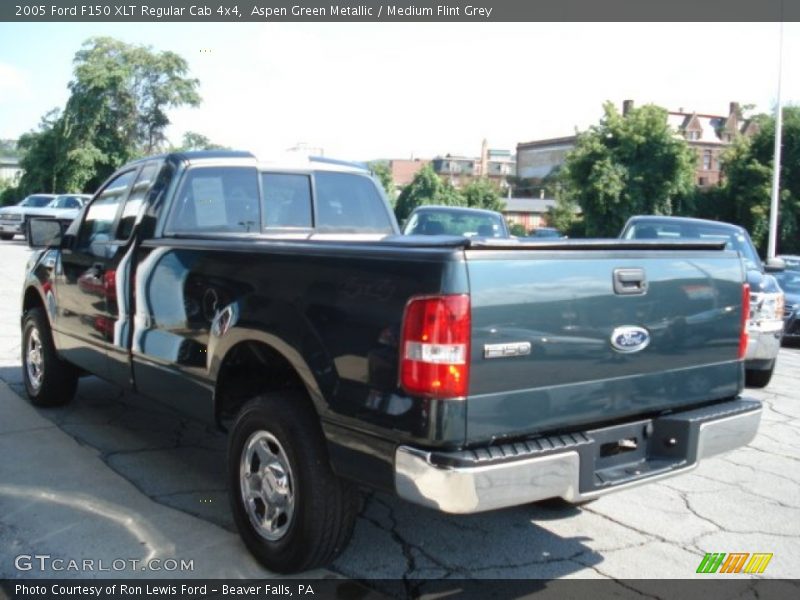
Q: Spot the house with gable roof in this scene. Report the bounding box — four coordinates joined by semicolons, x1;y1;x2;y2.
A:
516;100;759;191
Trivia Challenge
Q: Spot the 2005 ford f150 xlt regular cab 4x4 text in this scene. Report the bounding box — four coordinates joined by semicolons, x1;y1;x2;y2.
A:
21;151;761;573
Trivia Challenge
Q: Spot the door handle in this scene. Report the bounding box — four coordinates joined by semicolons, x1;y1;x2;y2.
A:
613;268;648;295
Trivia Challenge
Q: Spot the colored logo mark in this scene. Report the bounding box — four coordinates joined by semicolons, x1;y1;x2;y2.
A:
696;552;773;574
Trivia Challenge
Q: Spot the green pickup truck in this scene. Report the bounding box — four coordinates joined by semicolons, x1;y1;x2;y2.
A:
22;151;760;573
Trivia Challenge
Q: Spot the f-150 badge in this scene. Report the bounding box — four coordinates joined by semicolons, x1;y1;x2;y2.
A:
484;342;532;359
610;326;650;353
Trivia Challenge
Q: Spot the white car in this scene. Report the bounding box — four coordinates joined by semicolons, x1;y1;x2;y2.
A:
35;194;90;221
0;194;57;240
0;194;90;241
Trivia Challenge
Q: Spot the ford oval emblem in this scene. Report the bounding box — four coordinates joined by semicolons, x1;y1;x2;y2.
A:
610;326;651;353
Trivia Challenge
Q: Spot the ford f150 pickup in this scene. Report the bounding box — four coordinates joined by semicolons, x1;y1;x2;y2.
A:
21;151;761;573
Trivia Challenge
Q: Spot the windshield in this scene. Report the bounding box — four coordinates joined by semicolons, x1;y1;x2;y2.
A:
532;228;562;238
20;195;54;208
404;209;506;237
48;195;85;209
775;270;800;295
623;220;762;270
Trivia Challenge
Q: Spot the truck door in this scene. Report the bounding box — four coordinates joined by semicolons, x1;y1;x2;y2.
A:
56;168;138;377
56;162;161;382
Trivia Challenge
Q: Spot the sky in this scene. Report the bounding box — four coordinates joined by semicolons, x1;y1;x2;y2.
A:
1;21;799;161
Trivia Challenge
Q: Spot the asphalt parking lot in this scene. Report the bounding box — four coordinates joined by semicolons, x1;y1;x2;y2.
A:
0;239;798;592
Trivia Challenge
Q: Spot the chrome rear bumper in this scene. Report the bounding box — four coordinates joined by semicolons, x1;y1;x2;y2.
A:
395;398;761;514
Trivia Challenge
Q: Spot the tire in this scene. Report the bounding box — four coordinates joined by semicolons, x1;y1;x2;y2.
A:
228;392;358;573
746;363;775;388
0;233;13;241
21;307;78;406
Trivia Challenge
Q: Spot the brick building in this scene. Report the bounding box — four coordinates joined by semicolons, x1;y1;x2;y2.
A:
386;159;431;189
666;102;759;187
431;139;516;189
516;101;759;190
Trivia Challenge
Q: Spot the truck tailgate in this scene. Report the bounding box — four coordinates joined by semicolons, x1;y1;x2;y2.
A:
465;245;745;442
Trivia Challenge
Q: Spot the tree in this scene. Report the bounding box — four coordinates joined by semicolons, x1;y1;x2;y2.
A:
16;37;200;195
508;221;527;236
172;131;227;151
547;194;580;234
718;107;800;254
369;162;395;205
16;109;68;193
462;177;505;212
560;102;697;237
394;164;465;221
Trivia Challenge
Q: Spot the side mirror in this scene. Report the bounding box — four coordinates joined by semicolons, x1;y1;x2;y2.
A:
764;257;786;273
27;219;63;249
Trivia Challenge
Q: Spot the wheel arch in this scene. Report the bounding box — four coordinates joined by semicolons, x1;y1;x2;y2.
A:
210;329;327;429
22;285;46;315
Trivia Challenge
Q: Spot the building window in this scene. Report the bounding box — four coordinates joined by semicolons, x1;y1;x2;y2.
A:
703;150;712;170
698;177;707;186
687;130;700;141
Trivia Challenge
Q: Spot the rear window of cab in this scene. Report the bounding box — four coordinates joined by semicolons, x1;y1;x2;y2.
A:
165;167;393;234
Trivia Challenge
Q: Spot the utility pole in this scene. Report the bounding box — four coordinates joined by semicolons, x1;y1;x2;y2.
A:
767;19;784;259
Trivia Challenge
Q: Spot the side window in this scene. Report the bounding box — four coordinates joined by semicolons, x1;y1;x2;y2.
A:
262;173;312;228
314;172;393;233
117;163;159;240
167;167;259;233
78;170;136;249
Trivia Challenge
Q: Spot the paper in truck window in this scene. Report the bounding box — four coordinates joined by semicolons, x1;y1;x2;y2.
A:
191;177;227;227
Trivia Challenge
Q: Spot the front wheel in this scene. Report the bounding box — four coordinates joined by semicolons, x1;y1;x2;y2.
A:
0;233;14;241
228;393;358;573
21;307;78;406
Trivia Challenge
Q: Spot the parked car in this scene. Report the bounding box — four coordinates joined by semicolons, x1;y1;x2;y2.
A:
529;226;565;238
0;194;57;240
22;194;91;243
774;269;800;343
22;151;760;573
621;215;785;387
402;205;510;238
778;254;800;271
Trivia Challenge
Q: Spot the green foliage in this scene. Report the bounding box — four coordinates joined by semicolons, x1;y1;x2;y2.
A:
16;37;200;195
172;131;227;152
16;110;62;193
560;102;697;237
0;177;22;206
369;162;396;205
394;164;466;221
462;177;505;212
717;108;800;254
508;222;527;236
547;192;580;234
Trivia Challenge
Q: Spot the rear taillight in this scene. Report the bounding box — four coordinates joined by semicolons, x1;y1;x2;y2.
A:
738;283;750;360
399;294;470;398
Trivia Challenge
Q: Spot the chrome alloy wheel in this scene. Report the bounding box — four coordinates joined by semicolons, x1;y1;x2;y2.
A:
26;328;44;391
240;430;296;541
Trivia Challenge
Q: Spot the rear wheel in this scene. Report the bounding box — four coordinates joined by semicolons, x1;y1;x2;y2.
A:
746;363;775;388
228;392;358;573
21;307;78;406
